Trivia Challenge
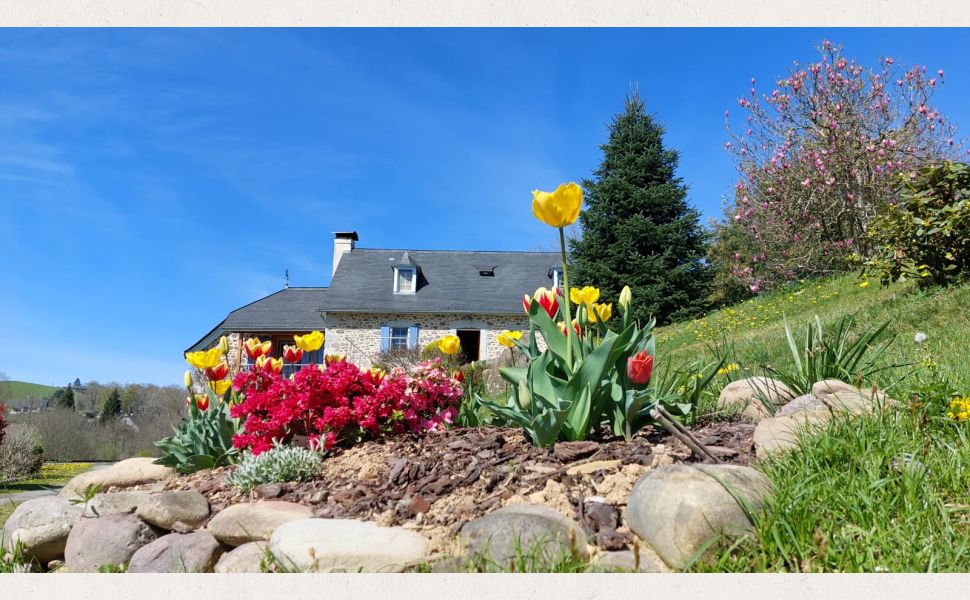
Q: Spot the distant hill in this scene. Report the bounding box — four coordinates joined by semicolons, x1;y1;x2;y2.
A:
0;380;57;409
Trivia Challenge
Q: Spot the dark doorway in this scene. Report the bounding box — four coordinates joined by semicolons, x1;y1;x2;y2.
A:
456;329;481;364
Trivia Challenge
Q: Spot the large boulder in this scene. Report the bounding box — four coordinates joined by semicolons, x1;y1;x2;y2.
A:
64;513;160;572
716;377;794;421
625;464;771;569
136;491;210;530
205;501;312;547
459;504;588;565
127;531;223;573
775;391;871;418
214;541;268;573
59;458;174;497
268;518;430;573
1;496;83;564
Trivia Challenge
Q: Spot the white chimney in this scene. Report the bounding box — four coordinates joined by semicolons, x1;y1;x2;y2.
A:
332;231;358;276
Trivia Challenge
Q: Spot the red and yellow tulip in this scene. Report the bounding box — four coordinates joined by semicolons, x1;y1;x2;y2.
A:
244;337;272;360
186;394;209;411
524;287;560;320
324;354;346;365
368;367;387;385
256;355;284;375
205;361;229;381
558;319;582;338
283;344;304;364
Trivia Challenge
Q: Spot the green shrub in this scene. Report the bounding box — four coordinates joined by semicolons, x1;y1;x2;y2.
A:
859;161;970;287
226;441;323;493
154;391;240;474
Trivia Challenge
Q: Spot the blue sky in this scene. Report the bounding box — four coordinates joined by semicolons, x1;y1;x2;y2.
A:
2;28;969;386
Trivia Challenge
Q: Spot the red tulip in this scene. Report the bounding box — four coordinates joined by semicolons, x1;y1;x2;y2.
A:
283;344;304;364
205;361;229;381
558;318;581;338
627;351;654;386
452;370;464;383
186;394;209;411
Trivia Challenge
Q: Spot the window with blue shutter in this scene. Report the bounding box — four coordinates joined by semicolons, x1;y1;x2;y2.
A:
407;325;419;349
379;325;391;352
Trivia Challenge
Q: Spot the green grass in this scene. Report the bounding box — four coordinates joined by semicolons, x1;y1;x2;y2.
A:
0;500;18;529
652;274;970;572
0;380;56;404
0;463;95;498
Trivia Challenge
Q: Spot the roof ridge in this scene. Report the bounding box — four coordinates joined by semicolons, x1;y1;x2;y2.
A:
353;247;559;255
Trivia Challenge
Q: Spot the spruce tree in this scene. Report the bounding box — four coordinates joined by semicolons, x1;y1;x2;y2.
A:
99;388;121;423
570;92;711;325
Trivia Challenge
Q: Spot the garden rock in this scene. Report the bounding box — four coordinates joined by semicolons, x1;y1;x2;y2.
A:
268;518;430;572
205;501;312;546
214;541;267;573
753;411;829;457
1;496;83;564
64;513;160;572
127;531;223;573
717;377;794;421
459;504;588;564
136;490;210;530
592;547;669;572
775;391;872;417
59;457;175;497
625;464;771;569
84;491;152;517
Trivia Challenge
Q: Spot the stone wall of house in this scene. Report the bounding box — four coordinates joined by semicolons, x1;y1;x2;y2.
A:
324;312;533;368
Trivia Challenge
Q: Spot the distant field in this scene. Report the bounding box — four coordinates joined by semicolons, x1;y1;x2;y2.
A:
0;380;56;407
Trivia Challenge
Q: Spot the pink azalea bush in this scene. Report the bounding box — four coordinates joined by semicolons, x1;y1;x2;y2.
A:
230;358;461;454
720;41;963;293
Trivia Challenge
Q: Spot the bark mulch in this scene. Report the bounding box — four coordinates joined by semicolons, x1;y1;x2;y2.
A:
152;421;755;554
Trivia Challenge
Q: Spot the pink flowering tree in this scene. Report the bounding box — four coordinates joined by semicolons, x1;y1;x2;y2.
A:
721;41;962;293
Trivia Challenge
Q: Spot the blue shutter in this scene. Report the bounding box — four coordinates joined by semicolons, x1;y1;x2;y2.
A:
379;325;390;352
408;325;419;349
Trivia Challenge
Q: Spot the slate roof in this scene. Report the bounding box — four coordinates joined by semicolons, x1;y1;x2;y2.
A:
186;247;561;352
324;248;560;314
186;287;328;352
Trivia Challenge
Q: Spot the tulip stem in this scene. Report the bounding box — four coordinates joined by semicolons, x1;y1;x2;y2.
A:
558;227;574;369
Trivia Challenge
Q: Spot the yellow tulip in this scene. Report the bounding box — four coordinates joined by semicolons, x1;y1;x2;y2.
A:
589;302;612;323
294;330;325;352
183;370;193;389
210;379;232;396
437;335;461;355
532;182;582;228
569;286;600;306
185;347;223;370
497;330;523;348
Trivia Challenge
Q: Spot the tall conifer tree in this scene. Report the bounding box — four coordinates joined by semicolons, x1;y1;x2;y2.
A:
570;92;711;325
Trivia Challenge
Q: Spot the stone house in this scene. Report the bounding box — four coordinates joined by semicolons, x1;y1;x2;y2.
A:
187;231;561;370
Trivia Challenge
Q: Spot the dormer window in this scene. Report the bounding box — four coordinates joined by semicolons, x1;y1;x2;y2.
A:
394;266;416;294
550;267;564;291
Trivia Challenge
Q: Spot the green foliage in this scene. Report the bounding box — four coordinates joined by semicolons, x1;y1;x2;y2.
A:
569;91;711;325
98;388;121;423
766;314;902;395
859;161;970;287
68;483;103;507
154;391;240;473
226;441;323;493
50;386;75;410
478;291;672;446
651;356;728;419
0;540;34;573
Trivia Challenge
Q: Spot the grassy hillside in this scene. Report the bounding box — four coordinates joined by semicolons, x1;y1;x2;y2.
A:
0;380;56;406
653;274;970;572
656;273;970;395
